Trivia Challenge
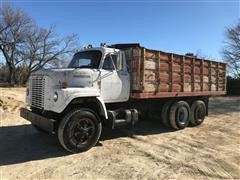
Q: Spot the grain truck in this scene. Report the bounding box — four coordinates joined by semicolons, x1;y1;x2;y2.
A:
20;43;227;153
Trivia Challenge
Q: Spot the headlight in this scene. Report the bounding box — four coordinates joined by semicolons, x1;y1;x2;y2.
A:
53;92;58;102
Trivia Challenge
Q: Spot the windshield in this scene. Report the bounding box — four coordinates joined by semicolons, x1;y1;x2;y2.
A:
68;50;102;69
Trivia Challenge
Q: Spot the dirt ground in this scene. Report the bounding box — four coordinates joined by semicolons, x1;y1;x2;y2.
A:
0;88;239;179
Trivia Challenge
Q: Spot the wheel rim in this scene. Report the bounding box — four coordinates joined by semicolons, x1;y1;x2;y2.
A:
177;106;188;125
195;105;204;123
69;118;96;147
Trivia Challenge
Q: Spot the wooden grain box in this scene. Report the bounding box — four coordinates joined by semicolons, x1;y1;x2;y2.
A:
120;44;227;99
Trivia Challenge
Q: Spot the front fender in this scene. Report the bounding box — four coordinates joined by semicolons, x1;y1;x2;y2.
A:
45;88;100;113
95;96;108;119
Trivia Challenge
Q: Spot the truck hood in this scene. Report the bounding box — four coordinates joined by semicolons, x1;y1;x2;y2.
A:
32;68;99;88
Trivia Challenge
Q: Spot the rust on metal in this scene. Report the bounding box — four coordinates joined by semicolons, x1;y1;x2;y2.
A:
131;91;226;99
122;44;226;99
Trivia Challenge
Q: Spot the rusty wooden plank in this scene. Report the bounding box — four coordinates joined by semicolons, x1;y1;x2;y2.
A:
216;62;219;91
144;60;156;70
137;48;141;90
141;48;145;92
170;54;173;92
129;48;141;91
201;59;204;91
131;91;226;99
209;61;212;91
181;56;185;92
155;51;161;93
224;64;227;91
158;51;161;77
191;58;195;92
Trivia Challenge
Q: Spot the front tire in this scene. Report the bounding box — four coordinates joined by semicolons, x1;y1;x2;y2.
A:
58;108;102;153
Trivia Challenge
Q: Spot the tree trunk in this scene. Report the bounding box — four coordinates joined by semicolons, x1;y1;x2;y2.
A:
23;69;31;84
7;64;16;86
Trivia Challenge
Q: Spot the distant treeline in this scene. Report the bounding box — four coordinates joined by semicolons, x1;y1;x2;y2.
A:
227;77;240;95
0;63;29;86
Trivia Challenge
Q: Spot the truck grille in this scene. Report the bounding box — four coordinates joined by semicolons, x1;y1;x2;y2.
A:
30;76;46;109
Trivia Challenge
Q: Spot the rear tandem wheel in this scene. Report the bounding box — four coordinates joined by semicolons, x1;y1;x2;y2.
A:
190;100;206;126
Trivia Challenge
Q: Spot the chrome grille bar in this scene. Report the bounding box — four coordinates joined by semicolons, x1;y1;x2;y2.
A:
30;76;45;109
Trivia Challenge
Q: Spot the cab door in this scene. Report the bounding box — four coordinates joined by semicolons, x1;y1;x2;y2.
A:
100;52;130;103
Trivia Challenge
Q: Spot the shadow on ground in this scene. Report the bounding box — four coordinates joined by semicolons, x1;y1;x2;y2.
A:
0;124;69;166
0;120;172;166
1;97;239;166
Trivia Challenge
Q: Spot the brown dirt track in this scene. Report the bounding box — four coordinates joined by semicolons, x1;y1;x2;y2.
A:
0;88;239;179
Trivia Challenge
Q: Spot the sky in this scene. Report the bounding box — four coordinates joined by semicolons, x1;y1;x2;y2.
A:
1;0;240;60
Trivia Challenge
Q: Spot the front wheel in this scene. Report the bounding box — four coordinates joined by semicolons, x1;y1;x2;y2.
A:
58;108;102;153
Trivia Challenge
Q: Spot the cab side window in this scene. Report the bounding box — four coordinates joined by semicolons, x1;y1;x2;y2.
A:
103;54;116;70
111;55;118;69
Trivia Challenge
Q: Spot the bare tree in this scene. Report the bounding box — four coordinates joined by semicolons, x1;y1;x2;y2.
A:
0;3;32;84
21;26;78;82
0;3;79;84
195;49;213;60
222;21;240;79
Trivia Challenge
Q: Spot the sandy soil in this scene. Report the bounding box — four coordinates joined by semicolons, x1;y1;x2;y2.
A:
0;88;239;179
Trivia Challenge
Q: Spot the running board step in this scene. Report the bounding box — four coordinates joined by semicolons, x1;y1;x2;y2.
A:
107;109;139;129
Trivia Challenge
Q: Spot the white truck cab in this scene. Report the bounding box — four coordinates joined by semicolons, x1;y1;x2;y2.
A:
21;44;138;153
26;46;131;114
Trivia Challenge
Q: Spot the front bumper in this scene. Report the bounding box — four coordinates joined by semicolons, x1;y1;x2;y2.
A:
20;108;55;133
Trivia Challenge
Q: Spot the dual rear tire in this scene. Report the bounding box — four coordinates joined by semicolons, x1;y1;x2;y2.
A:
161;100;206;130
190;100;206;126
